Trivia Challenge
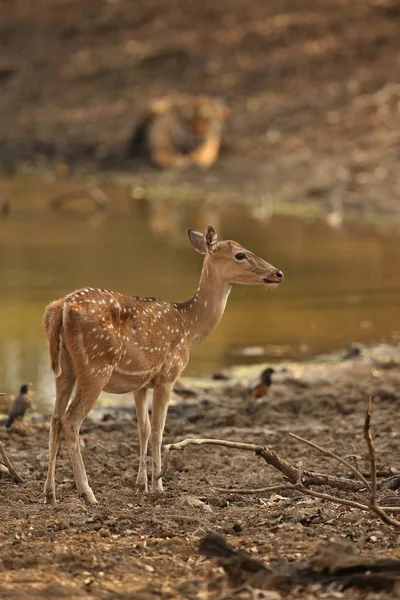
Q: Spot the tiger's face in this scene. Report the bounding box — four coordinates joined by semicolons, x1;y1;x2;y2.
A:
171;98;230;154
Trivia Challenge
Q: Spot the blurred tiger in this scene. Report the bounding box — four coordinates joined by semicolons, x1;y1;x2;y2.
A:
127;95;230;168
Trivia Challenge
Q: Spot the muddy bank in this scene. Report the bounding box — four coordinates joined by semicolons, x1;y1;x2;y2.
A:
0;344;399;598
1;1;400;217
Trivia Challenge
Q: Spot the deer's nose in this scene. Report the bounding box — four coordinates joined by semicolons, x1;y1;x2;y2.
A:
276;269;284;281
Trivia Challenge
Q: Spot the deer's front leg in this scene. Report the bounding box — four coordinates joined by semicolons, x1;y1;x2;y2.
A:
134;388;150;492
151;382;173;492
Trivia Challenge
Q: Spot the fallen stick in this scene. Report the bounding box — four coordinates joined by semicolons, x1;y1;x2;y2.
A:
217;481;400;514
0;441;23;483
159;400;400;527
288;432;371;491
291;484;400;517
363;398;400;527
159;438;363;491
256;446;363;491
215;484;296;494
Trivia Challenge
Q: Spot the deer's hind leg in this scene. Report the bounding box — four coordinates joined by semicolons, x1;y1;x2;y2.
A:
44;349;76;504
61;373;109;505
134;388;150;492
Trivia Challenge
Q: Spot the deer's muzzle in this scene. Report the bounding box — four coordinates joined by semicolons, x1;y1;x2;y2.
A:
263;269;284;284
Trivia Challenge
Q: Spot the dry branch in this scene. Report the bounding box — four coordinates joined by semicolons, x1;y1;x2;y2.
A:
0;441;23;483
363;398;400;527
216;485;400;514
291;484;400;516
215;484;296;494
159;400;400;528
365;397;377;502
256;446;363;491
288;432;371;491
160;438;363;491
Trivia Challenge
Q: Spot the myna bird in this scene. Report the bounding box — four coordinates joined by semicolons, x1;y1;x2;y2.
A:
5;384;32;428
247;367;275;398
0;197;10;219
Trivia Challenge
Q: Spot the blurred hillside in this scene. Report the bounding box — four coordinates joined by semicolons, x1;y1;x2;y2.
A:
1;0;400;213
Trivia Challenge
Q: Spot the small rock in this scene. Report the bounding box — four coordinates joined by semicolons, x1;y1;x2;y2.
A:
118;442;131;457
180;495;212;512
144;564;154;573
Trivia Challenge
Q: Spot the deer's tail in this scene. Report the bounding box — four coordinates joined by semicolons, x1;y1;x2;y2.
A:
43;299;64;377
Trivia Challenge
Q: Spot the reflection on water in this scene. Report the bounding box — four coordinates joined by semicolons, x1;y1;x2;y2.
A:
0;176;400;408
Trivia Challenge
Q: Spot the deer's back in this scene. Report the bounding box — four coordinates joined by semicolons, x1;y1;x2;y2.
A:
48;288;190;387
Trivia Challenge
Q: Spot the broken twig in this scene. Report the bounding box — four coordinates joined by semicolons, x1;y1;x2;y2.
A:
0;441;23;483
160;400;400;527
363;398;400;527
288;432;371;491
160;438;363;491
215;484;296;494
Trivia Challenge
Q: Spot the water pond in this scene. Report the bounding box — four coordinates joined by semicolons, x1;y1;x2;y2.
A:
1;176;399;407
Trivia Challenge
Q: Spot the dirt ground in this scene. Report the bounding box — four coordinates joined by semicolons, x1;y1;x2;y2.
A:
2;0;400;215
0;345;399;599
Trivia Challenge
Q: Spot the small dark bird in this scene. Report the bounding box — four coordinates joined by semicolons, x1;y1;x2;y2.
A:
247;367;275;398
5;384;32;429
211;371;231;381
0;197;10;219
343;342;364;360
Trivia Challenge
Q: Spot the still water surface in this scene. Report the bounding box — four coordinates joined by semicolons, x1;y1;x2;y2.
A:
0;177;399;405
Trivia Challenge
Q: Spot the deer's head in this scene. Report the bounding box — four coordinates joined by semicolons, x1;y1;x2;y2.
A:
188;225;283;286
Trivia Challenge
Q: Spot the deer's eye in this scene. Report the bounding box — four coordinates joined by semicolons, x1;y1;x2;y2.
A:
235;252;246;260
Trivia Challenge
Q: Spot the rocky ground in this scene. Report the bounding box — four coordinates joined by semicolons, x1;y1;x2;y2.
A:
1;0;400;216
0;344;399;599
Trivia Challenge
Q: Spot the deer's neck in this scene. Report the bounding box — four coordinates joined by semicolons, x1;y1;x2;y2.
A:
179;259;231;347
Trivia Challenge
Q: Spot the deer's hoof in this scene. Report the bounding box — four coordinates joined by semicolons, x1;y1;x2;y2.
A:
79;490;98;505
151;484;164;494
43;494;57;505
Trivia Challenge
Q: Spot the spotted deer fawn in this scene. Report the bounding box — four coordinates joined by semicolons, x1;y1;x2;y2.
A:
43;226;283;504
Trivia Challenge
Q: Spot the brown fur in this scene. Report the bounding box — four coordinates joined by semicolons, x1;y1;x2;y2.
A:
127;95;230;168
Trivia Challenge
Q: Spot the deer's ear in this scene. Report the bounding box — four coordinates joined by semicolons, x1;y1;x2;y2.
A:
188;229;207;255
204;225;218;253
